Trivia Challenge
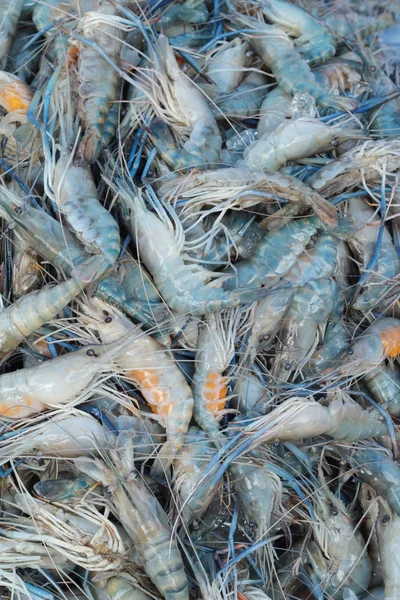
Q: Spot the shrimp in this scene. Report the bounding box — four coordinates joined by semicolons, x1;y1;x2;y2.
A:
272;278;338;382
205;38;251;94
54;152;120;264
324;12;393;41
241;118;364;173
0;342;112;419
343;445;400;517
173;426;220;524
258;0;336;67
0;411;110;464
314;58;364;98
234;391;388;450
329;318;400;379
0;262;97;357
117;184;267;315
83;297;194;472
0;0;24;68
76;444;189;600
244;287;295;364
309;140;400;197
160;166;338;228
193;311;236;439
235;13;358;111
216;71;268;119
0;72;32;113
375;497;400;600
154;34;222;167
363;366;400;417
33;472;96;503
306;474;372;599
72;4;125;165
306;317;349;374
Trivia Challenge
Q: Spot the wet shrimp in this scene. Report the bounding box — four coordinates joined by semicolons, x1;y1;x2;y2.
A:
83;297;194;473
193;311;236;439
54;152;120;264
363;365;400;417
257;0;336;67
0;0;24;68
0;72;32;113
205;38;252;94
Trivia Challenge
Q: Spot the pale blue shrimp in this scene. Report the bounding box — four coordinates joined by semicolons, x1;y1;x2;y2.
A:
363;366;400;417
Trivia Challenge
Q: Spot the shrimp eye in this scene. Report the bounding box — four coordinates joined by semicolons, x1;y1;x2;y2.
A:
331;139;340;148
86;349;98;357
263;333;270;341
347;348;354;355
105;316;112;323
14;206;23;214
370;65;377;72
367;491;372;501
331;507;338;516
285;362;292;370
381;514;390;524
249;520;256;528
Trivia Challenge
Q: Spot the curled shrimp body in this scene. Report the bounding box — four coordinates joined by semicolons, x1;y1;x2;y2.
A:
0;0;24;68
307;482;372;599
344;446;400;517
346;197;400;312
118;186;266;315
85;298;194;472
242;118;364;173
236;14;357;111
0;343;110;419
0;267;92;357
259;0;336;67
215;71;268;118
156;34;222;166
206;38;251;94
272;278;338;381
54;152;120;264
306;317;349;374
73;5;124;165
193;311;236;439
173;426;220;524
363;366;400;417
375;498;400;600
0;411;109;464
258;87;292;135
77;447;189;600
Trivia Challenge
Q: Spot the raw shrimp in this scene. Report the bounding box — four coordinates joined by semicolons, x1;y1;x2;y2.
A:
0;342;112;418
306;316;349;374
0;411;110;463
235;13;358;111
154;34;221;166
117;184;267;315
76;443;189;600
33;472;96;502
83;297;194;472
324;12;393;41
272;278;338;381
193;311;236;439
343;445;400;516
0;0;24;68
244;287;295;363
73;4;124;165
215;71;268;118
105;577;153;600
205;38;251;93
375;497;400;600
314;57;364;98
160;166;338;228
307;476;372;599
363;365;400;417
241;118;364;173
173;426;220;523
54;152;120;264
0;72;32;113
258;0;336;66
332;318;400;379
309;140;400;197
0;265;93;357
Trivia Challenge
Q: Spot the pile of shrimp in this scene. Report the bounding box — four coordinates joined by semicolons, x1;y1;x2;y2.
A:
0;0;400;599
